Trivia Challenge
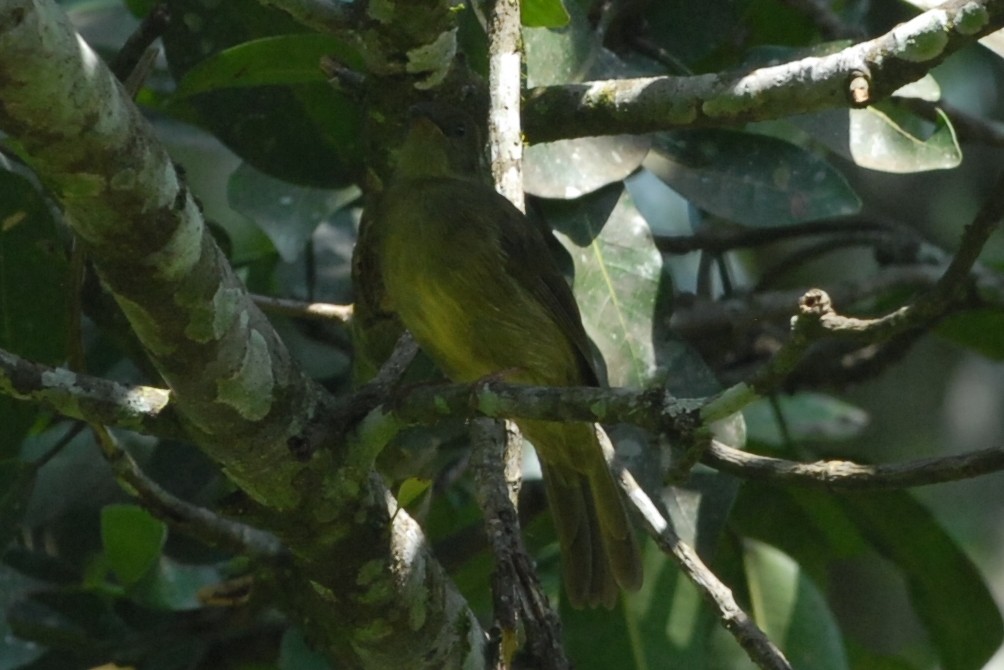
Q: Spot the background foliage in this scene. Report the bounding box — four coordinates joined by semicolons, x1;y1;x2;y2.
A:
2;0;1004;668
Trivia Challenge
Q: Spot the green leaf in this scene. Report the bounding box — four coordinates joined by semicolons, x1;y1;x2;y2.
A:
0;164;70;454
523;1;598;87
162;0;363;188
396;477;433;509
743;393;870;448
543;184;676;387
563;538;719;668
743;540;850;670
847;103;961;172
100;504;167;587
837;492;1003;670
524;135;651;199
645;129;861;227
128;556;225;610
174;34;363;98
522;0;570;27
936;308;1004;359
227;162;360;262
792;102;962;173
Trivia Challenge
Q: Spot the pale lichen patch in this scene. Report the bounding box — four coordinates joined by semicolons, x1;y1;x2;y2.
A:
956;2;989;35
891;11;950;61
216;329;274;420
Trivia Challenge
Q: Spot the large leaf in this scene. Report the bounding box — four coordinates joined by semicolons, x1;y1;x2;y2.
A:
791;102;962;173
100;504;167;588
228;162;360;263
174;34;363;97
522;0;570;28
742;541;850;670
645;130;861;228
733;483;1004;670
838;492;1003;670
0;164;69;455
162;0;362;188
541;184;675;387
524;135;651;199
523;2;650;198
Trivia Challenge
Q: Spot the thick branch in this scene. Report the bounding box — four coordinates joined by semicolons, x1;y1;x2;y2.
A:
0;4;484;667
524;0;1004;141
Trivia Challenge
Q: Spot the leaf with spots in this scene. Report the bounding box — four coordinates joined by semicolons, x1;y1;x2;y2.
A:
645;129;861;228
539;184;693;388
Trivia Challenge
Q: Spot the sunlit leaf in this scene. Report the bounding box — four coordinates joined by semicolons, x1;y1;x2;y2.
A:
792;102;962;173
847;104;961;172
174;34;362;98
543;184;674;387
396;477;433;509
522;0;570;28
743;541;850;670
524;135;651;199
645;130;861;227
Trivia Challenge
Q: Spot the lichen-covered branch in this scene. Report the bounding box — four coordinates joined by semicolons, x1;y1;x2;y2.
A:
0;346;183;439
0;3;484;667
524;0;1004;141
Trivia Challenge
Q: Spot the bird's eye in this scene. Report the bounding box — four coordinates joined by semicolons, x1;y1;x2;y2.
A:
449;123;467;138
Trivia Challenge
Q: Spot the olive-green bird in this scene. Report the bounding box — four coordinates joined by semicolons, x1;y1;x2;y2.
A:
372;102;642;608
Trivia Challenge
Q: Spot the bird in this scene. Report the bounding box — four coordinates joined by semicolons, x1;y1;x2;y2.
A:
370;101;642;608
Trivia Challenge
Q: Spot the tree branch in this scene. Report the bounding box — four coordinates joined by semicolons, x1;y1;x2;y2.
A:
0;3;484;667
91;424;286;560
524;0;1004;142
612;450;792;670
704;440;1004;490
0;346;184;440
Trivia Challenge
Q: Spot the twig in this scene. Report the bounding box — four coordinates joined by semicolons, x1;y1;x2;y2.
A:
487;0;525;210
302;333;419;464
703;440;1004;490
91;424;286;560
252;294;354;323
655;218;901;255
611;454;792;670
110;2;169;83
470;419;569;670
0;346;185;440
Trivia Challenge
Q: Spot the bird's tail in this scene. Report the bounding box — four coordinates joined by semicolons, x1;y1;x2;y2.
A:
526;421;643;608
